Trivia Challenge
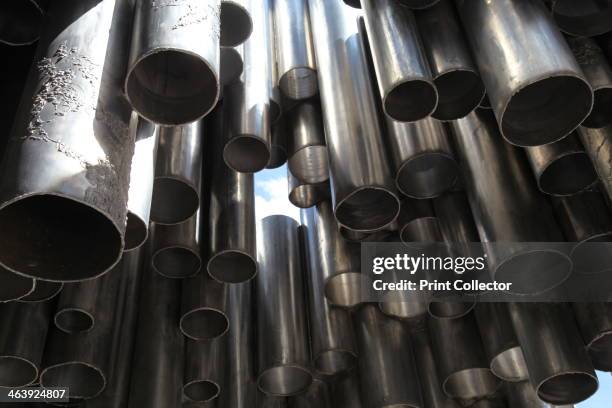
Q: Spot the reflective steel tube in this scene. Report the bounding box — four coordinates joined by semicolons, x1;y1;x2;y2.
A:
0;301;52;387
267;115;288;169
567;37;612;129
220;46;244;86
331;371;364;408
415;0;484;121
451;110;571;295
183;338;224;403
128;267;184;408
0;0;136;282
0;266;34;302
288;378;332;408
398;0;441;9
524;133;597;196
265;0;281;123
308;0;400;232
150;122;202;225
578;125;612;204
151;214;202;279
256;215;312;396
126;0;220;125
287;168;329;209
508;303;598;405
258;392;288;408
0;0;45;46
354;304;423;408
474;303;528;382
220;0;252;47
428;311;500;400
287;101;329;184
180;271;229;341
546;0;612;37
17;279;63;303
572;302;612;372
552;191;612;275
361;0;437;122
456;0;593;147
386;117;458;199
272;0;318;100
301;204;358;375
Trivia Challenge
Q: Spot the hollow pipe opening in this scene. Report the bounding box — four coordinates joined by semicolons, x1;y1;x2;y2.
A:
267;144;288;169
335;187;399;232
490;346;528;382
279;67;319;100
54;309;94;334
220;46;244;86
538;152;597;196
257;365;313;397
314;349;357;376
19;280;63;303
183;379;221;403
0;356;37;388
289;183;327;209
207;250;257;283
151;177;200;225
220;1;253;47
40;362;106;400
432;69;485;121
571;233;612;275
288;146;329;185
324;272;365;308
383;79;438;122
180;308;229;340
223;135;271;173
0;0;43;46
396;152;458;199
588;329;612;371
551;0;612;37
0;267;35;302
536;371;599;405
428;301;475;320
152;247;201;279
443;368;500;400
583;87;612;128
124;211;148;251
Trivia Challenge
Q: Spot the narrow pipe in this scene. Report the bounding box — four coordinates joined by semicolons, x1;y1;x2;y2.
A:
572;302;612;372
288;378;332;408
287;167;330;209
577;125;612;204
265;0;281;123
456;0;593;147
552;191;612;275
301;205;358;375
183;338;224;403
287;101;329;184
267;114;288;169
0;266;35;302
220;46;244;86
567;37;612;129
151;122;202;225
524;133;597;196
18;280;63;303
450;110;571;295
330;370;364;408
428;311;500;400
362;0;437;122
272;0;318;100
508;303;598;405
0;301;52;387
415;0;484;121
547;0;612;37
126;0;220;125
474;303;528;382
180;271;229;341
151;214;202;279
354;304;423;408
256;215;312;396
386;117;458;199
308;0;399;232
220;0;252;47
0;0;136;282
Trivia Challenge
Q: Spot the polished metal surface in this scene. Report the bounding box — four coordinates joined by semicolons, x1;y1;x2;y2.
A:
220;0;252;47
220;46;244;86
415;0;484;121
504;381;549;408
330;370;364;408
17;279;63;303
272;0;317;100
151;214;202;279
0;266;34;302
457;0;593;147
399;0;441;9
126;0;220;125
572;302;612;372
288;378;332;408
183;338;224;403
508;303;598;405
267;114;288;169
265;0;281;123
308;0;399;232
256;215;312;396
0;0;45;46
578;125;612;204
287;167;330;209
151;122;202;225
362;0;437;122
547;0;612;37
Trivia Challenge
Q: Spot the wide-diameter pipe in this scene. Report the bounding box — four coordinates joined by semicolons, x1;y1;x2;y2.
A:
508;303;598;405
415;0;484;121
429;311;500;400
552;191;612;275
287;101;329;184
451;110;571;295
289;378;332;408
0;0;45;46
362;0;437;122
0;266;34;302
386;117;458;199
273;0;318;100
183;338;224;403
578;125;612;204
546;0;612;37
572;303;612;372
524;133;597;196
180;271;229;341
301;206;358;375
220;46;244;86
287;168;330;209
18;280;63;303
151;122;202;225
474;303;528;382
331;370;364;408
0;0;135;282
256;215;312;396
220;0;252;46
151;214;202;279
354;304;423;408
308;0;399;232
456;0;593;147
0;301;52;387
126;0;220;125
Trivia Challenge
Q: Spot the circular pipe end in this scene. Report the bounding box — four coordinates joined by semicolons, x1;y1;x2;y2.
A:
384;79;438;122
537;152;597;196
124;211;148;252
396;152;458;199
220;2;253;47
314;349;358;376
0;267;35;302
432;69;485;121
536;371;599;405
443;368;500;400
220;46;243;86
490;346;529;382
257;365;313;397
582;87;612;128
151;177;200;225
279;67;319;100
40;362;106;400
207;250;257;283
0;356;38;388
428;300;475;320
551;0;612;37
54;308;95;334
571;233;612;275
19;280;63;303
223;135;271;173
335;187;400;232
324;272;366;308
288;146;329;185
0;0;43;46
180;308;229;340
152;247;201;279
588;330;612;371
289;182;328;209
0;194;122;282
266;144;288;169
183;379;221;402
379;297;429;321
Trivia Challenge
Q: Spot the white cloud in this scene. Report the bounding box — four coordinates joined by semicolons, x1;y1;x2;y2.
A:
255;172;300;222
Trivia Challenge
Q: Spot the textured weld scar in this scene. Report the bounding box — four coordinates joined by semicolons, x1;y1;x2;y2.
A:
571;41;602;66
151;0;219;34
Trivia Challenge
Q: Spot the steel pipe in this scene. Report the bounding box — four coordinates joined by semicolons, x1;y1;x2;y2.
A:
552;191;612;275
572;302;612;372
508;303;598;405
180;271;229;341
151;214;201;279
331;371;364;408
567;37;612;129
362;0;437;122
354;304;423;408
220;46;244;86
415;0;484;121
272;0;318;100
456;0;593;147
265;0;281;123
504;380;576;408
525;133;597;196
0;266;34;302
256;215;312;396
220;0;252;47
474;303;528;382
18;280;63;303
0;301;52;387
0;0;45;46
183;338;224;403
287;101;329;184
398;198;441;245
308;0;399;232
399;0;441;9
547;0;612;37
429;311;500;400
451;110;571;295
0;0;136;282
287;168;330;209
301;204;358;375
126;0;220;125
386;117;458;199
151;122;202;225
267;115;288;169
288;378;332;408
577;125;612;204
258;392;288;408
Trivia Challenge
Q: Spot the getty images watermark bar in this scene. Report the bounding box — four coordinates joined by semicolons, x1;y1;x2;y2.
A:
0;387;69;403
